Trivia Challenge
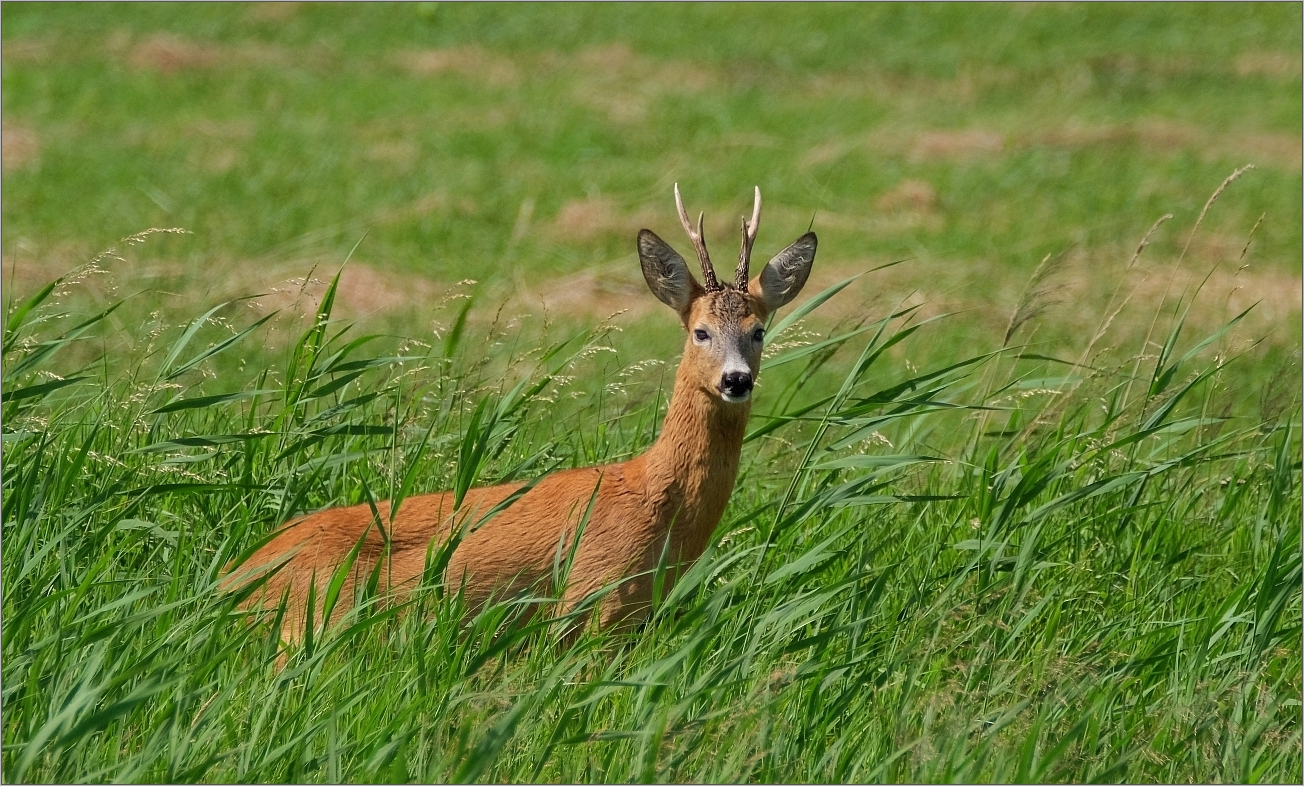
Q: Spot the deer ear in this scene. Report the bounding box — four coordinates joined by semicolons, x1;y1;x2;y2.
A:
749;232;817;312
638;229;701;314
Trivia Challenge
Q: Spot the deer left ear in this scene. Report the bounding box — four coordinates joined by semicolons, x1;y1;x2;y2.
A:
749;232;817;313
638;229;702;315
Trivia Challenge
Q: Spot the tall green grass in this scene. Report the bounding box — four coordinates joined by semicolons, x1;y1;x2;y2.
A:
2;179;1299;782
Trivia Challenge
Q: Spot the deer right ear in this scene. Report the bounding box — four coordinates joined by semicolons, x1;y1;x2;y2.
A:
638;229;701;314
749;232;817;313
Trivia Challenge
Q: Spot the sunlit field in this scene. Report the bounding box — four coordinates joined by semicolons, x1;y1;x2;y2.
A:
3;4;1300;782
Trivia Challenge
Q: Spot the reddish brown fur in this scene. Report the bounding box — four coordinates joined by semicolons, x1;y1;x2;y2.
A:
226;189;815;644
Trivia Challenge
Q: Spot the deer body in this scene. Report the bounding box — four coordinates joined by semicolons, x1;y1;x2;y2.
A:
230;186;816;639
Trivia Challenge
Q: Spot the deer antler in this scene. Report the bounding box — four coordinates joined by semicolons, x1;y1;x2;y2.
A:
734;186;762;290
674;183;719;291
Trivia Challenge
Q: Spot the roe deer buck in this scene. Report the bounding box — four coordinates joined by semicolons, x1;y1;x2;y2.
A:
227;185;817;641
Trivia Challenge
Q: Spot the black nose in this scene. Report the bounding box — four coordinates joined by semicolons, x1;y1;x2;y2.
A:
721;371;753;397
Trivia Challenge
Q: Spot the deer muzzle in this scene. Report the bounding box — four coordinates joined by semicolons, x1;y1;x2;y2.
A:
719;371;754;402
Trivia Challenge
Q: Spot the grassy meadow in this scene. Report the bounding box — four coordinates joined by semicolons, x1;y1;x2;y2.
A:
3;3;1301;782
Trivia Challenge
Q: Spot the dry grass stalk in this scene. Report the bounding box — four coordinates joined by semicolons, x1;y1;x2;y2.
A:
1002;252;1066;347
1124;165;1256;409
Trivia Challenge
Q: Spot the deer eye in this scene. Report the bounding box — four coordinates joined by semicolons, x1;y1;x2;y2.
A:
752;328;765;342
693;329;709;343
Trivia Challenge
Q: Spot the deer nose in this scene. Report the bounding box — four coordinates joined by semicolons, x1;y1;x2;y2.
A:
720;371;753;399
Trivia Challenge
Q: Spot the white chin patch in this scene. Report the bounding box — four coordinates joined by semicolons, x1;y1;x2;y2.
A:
720;390;751;404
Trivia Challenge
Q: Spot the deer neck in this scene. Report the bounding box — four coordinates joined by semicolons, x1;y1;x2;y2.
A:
642;359;750;555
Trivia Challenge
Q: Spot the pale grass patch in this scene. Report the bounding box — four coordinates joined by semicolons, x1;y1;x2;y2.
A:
1108;262;1300;333
1233;51;1303;79
714;131;784;151
523;267;655;321
1087;49;1300;82
1066;244;1301;343
805;120;1301;171
800;137;861;169
6;245;448;332
1;121;40;172
573;42;716;94
187;119;256;140
183;119;256;175
910;129;1005;161
799;65;1000;107
1031;120;1196;151
363;139;420;168
3;240;97;292
561;42;718;125
551;196;620;241
873;179;939;213
790;241;1299;360
197;147;243;175
794;203;945;236
127;33;222;72
123;32;290;73
214;261;443;322
373;190;480;226
549;195;661;243
804;126;1006;167
396;46;520;87
790;261;972;331
245;2;303;24
0;38;49;64
1027;120;1302;170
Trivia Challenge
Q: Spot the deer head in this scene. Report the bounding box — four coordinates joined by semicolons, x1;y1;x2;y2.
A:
637;185;818;404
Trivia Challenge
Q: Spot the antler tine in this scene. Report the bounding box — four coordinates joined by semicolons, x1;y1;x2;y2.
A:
735;186;762;289
674;183;718;290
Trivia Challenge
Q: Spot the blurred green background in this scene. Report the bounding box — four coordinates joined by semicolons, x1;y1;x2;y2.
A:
3;1;1300;363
